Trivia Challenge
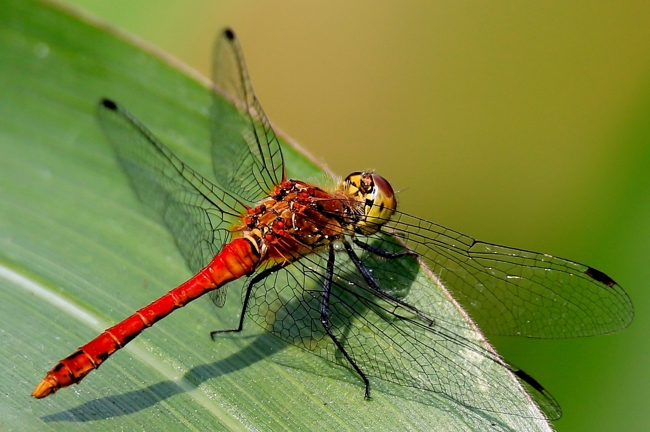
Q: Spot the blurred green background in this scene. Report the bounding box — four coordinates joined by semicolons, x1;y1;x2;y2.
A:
58;1;650;430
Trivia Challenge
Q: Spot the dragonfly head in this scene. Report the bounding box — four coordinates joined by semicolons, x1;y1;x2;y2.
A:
343;172;397;235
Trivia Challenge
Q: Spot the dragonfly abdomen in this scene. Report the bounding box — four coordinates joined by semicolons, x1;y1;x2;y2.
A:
32;237;259;398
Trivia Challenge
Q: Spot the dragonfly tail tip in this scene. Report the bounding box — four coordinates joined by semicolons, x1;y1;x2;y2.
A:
31;376;59;399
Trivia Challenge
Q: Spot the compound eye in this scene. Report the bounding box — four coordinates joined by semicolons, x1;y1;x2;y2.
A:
343;172;397;235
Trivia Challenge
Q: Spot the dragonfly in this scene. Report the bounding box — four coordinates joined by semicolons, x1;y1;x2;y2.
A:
32;28;633;420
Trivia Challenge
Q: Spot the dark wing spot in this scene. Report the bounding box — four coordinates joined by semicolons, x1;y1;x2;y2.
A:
224;28;235;40
585;267;616;287
101;98;117;110
514;369;545;393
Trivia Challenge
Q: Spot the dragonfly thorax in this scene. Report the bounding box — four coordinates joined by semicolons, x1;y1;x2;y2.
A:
238;179;355;262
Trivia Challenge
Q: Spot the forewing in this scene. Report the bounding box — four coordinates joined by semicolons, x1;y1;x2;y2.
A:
374;211;634;338
210;29;285;204
97;100;245;288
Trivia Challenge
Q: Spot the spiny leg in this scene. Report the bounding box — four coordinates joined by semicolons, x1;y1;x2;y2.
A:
321;243;371;398
342;240;433;325
210;264;283;337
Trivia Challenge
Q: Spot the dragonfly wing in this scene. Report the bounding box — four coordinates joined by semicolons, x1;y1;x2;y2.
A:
243;245;559;419
97;99;245;276
335;240;561;419
377;211;634;338
210;29;285;204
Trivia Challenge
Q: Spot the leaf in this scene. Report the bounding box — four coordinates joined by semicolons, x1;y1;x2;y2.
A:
0;0;551;430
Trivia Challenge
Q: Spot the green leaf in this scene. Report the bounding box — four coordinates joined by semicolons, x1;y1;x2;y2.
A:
0;0;551;430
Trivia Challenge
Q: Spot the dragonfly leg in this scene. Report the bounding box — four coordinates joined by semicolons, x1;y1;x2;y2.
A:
343;240;432;325
352;237;416;259
321;243;371;399
210;264;283;338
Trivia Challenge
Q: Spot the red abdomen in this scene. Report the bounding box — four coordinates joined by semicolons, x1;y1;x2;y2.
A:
32;237;259;398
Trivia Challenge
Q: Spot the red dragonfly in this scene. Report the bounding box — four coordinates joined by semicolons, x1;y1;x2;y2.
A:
33;29;633;420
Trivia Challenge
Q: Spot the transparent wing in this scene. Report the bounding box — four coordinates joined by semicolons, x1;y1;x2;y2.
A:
243;243;560;419
97;99;246;307
362;210;635;338
210;29;285;204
